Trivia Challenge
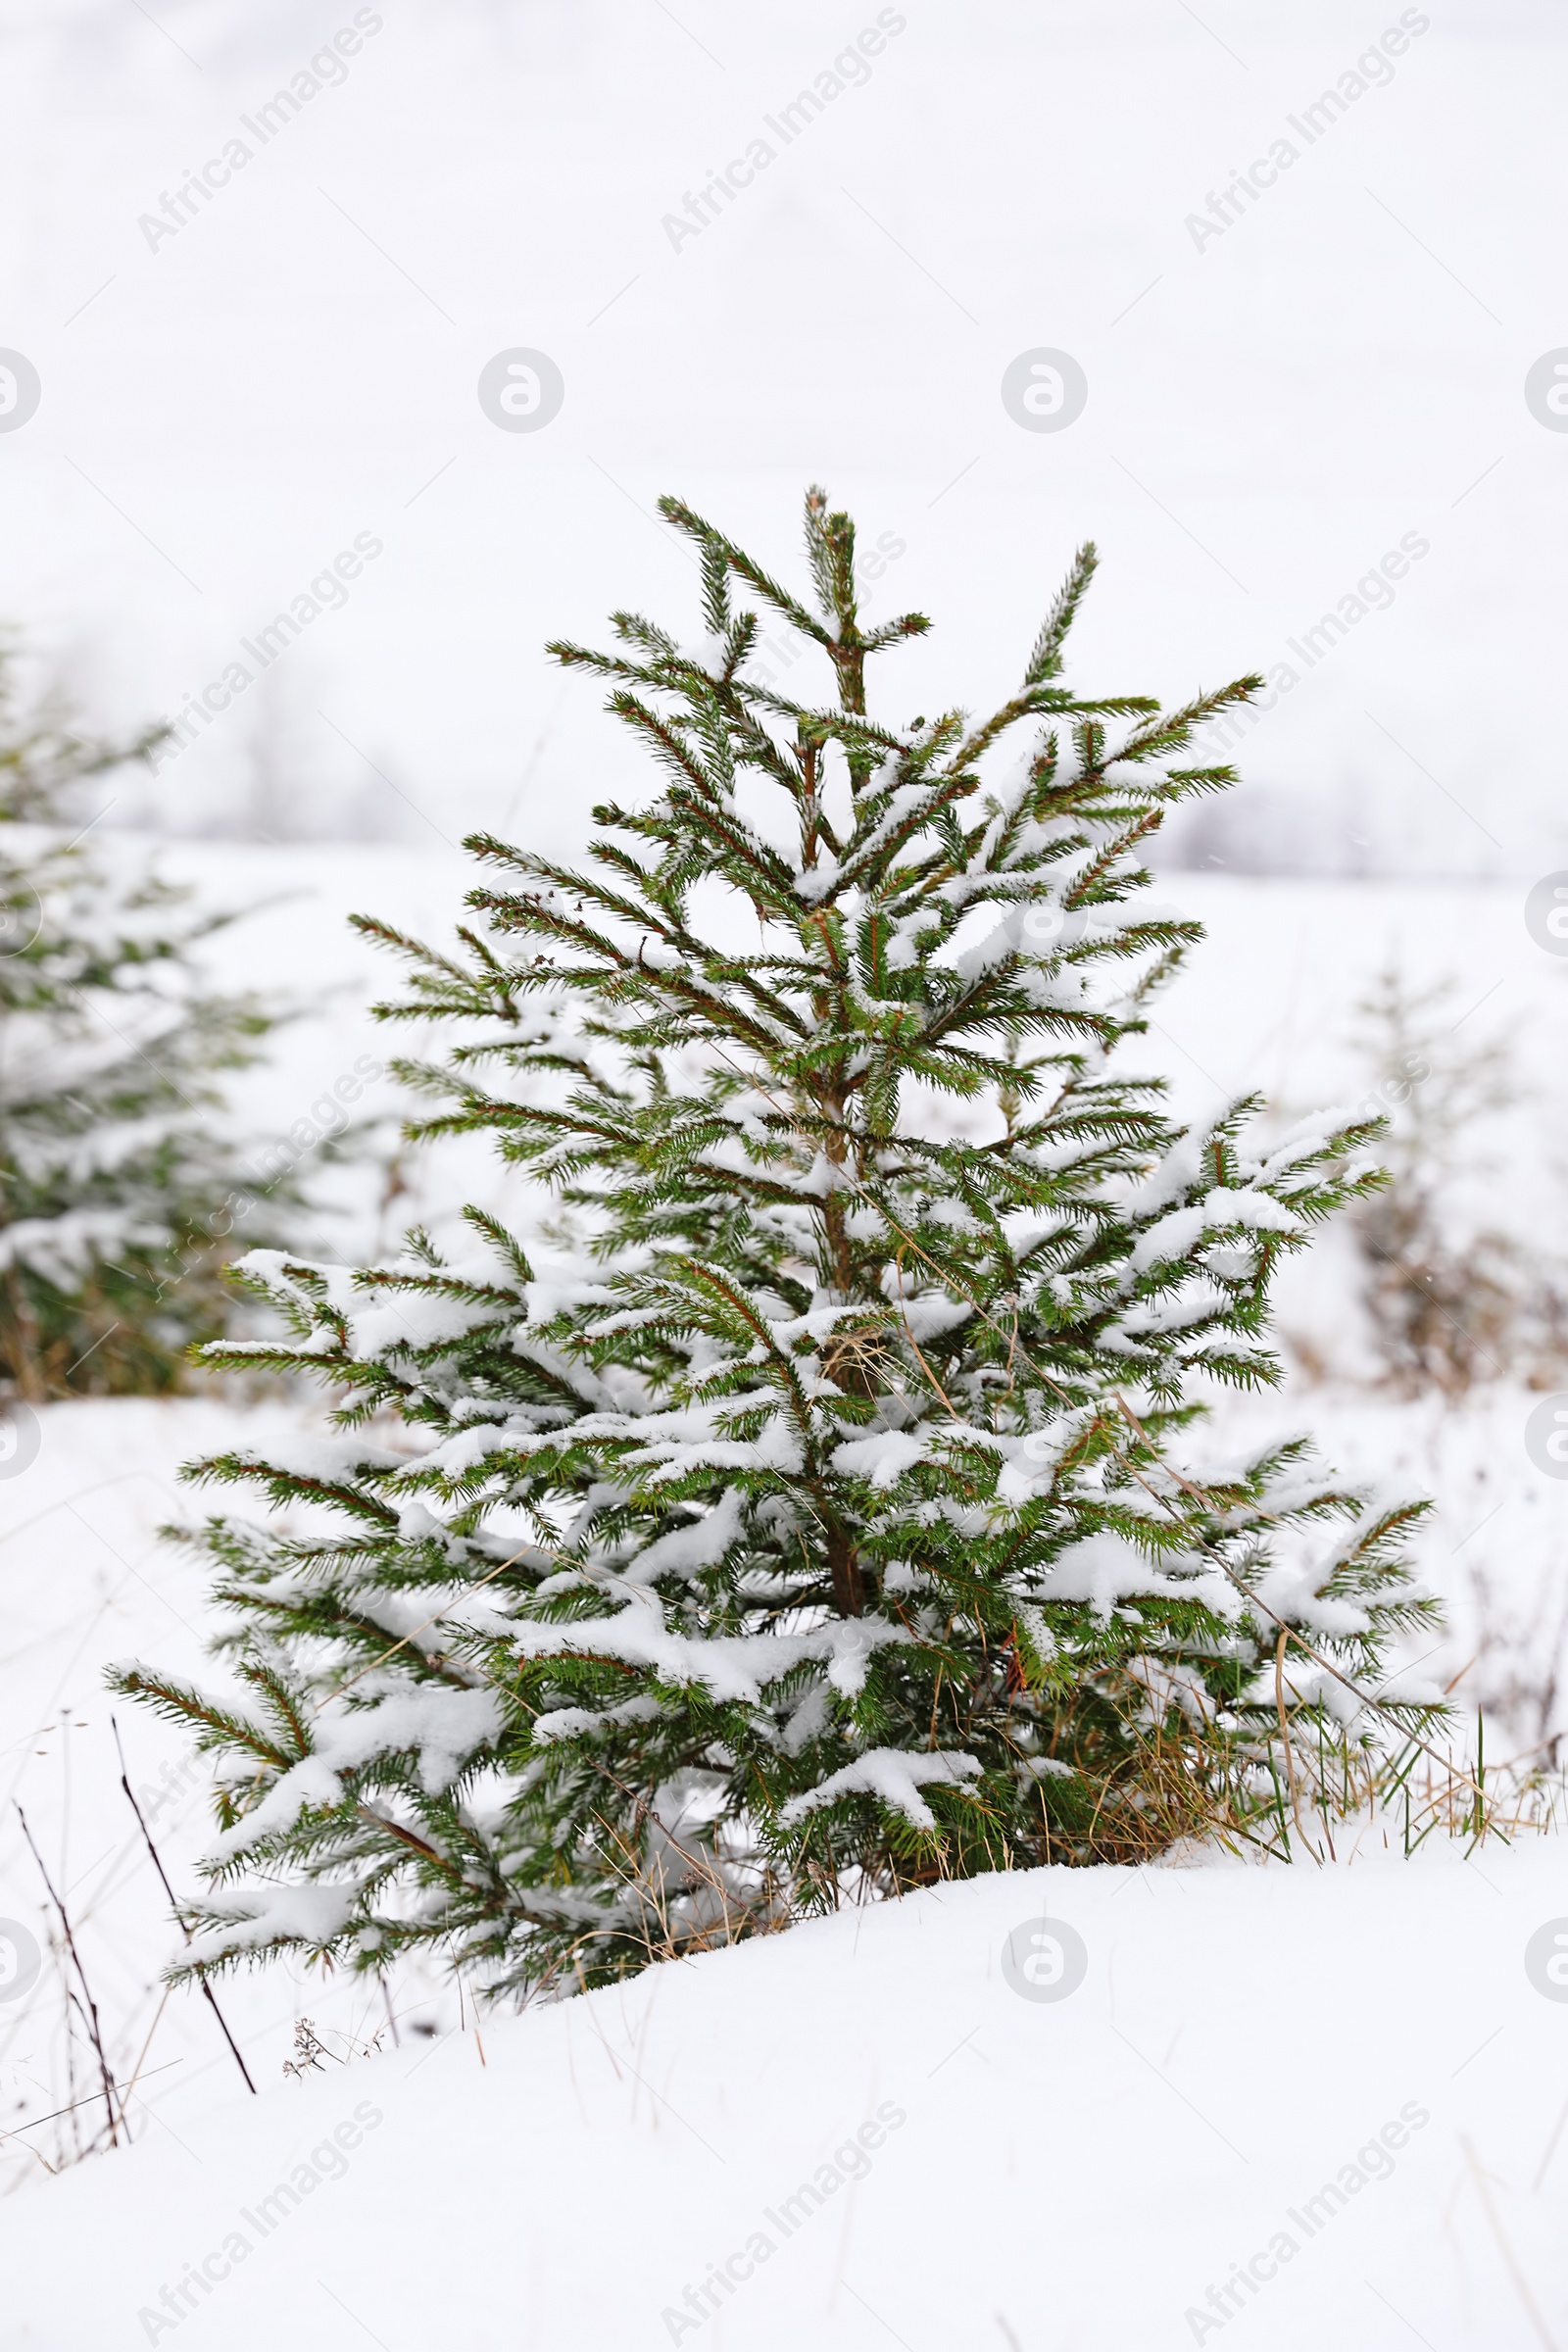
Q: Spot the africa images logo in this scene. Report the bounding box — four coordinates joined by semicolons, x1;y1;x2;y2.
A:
1000;350;1089;434
135;14;384;253
0;351;41;433
0;1402;42;1480
476;350;564;432
1525;1920;1568;2000
1184;2104;1431;2341
0;1919;42;2005
1001;1914;1089;2002
1524;1395;1568;1480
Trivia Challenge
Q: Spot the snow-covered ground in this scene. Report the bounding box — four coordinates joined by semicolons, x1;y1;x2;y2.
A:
5;1839;1567;2350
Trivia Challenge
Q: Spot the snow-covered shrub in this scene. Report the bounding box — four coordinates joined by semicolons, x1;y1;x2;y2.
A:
0;645;300;1397
118;492;1442;1998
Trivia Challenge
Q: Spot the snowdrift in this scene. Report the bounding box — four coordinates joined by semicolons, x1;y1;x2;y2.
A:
4;1843;1565;2351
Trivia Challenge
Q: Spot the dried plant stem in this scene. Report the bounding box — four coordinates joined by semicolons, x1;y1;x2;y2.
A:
111;1719;256;2095
14;1803;120;2148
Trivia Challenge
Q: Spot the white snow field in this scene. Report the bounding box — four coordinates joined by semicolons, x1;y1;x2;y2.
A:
3;1839;1566;2352
3;849;1567;2343
0;0;1562;881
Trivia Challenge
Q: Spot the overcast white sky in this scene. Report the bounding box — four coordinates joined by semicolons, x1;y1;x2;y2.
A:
0;0;1563;874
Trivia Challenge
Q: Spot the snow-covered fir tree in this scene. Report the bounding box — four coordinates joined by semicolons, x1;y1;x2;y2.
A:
0;647;299;1397
119;491;1441;1998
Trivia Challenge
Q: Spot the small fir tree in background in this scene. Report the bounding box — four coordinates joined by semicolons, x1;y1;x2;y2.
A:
119;491;1442;1999
1347;970;1568;1396
0;644;301;1398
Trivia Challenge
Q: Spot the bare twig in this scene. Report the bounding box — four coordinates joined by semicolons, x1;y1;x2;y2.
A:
111;1718;257;2094
14;1803;121;2147
1;2059;182;2150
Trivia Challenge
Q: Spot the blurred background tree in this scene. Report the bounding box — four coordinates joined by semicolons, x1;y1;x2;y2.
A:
0;639;304;1399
